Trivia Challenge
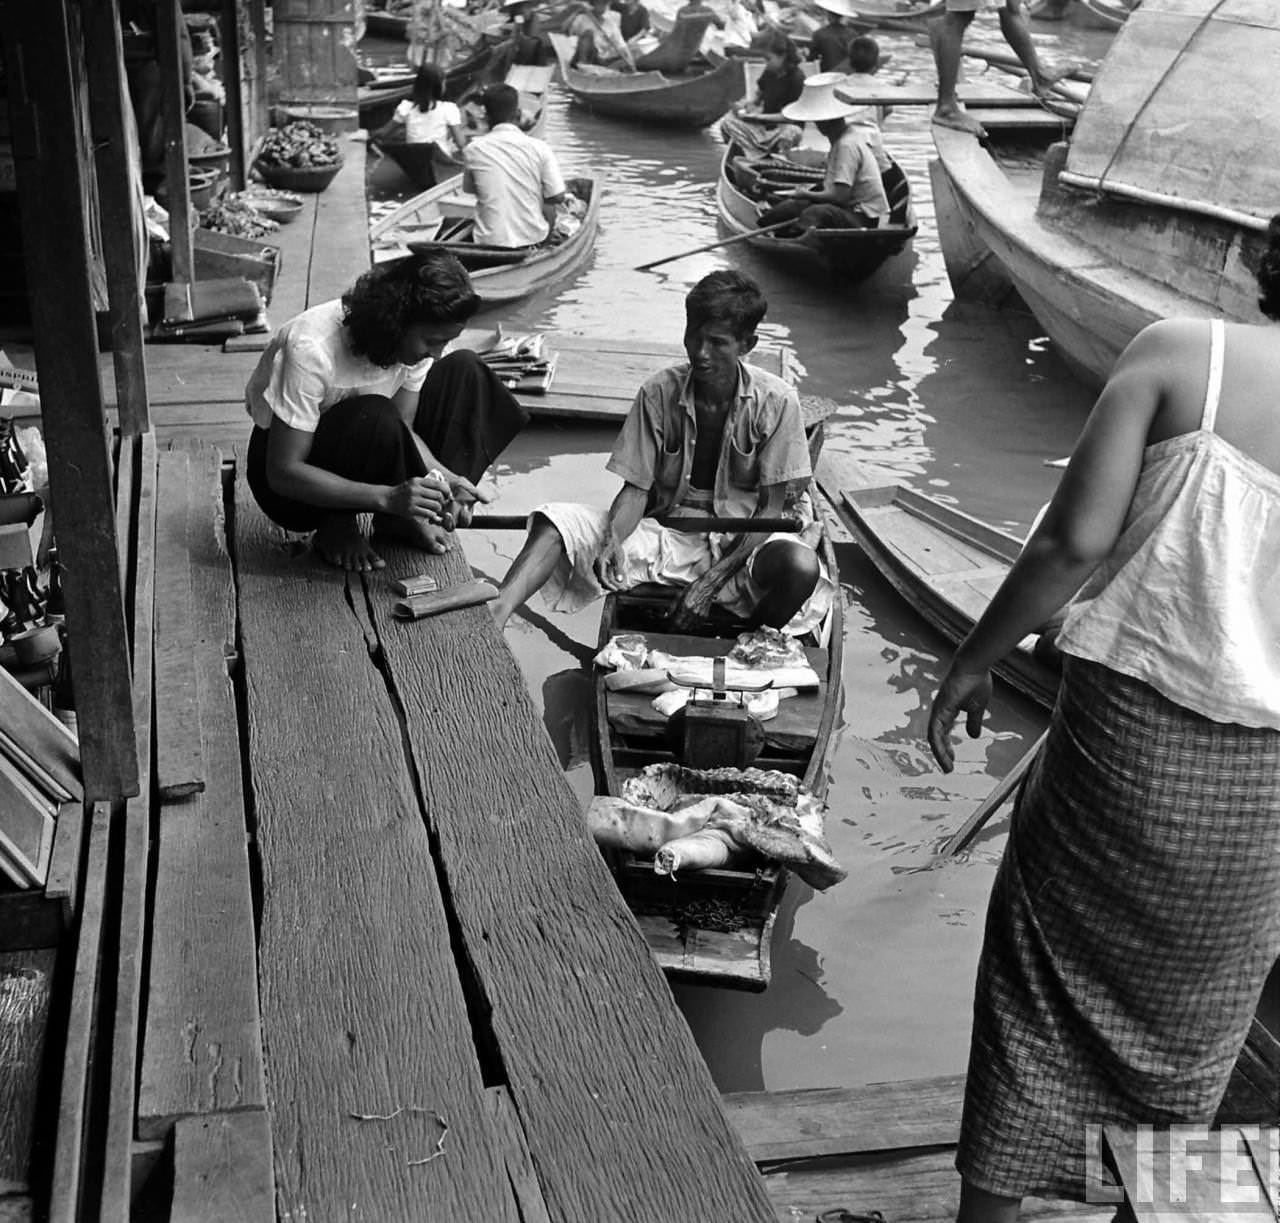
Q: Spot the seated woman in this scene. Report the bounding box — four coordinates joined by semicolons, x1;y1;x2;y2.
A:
244;252;529;571
380;63;469;159
568;0;635;69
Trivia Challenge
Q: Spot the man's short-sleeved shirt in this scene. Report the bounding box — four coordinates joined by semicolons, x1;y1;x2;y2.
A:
825;124;889;220
243;299;432;433
463;123;567;247
606;361;812;519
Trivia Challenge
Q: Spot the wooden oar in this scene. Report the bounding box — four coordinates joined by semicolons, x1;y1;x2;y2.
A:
465;514;802;532
635;220;799;272
937;728;1048;858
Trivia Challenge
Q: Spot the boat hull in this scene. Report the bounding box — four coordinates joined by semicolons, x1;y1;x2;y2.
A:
592;534;843;991
550;35;744;128
716;141;916;284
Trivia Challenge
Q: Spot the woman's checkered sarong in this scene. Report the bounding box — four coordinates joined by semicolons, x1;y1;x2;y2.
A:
959;655;1280;1200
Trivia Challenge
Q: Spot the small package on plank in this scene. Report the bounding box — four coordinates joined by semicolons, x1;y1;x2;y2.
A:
390;573;440;598
393;578;497;621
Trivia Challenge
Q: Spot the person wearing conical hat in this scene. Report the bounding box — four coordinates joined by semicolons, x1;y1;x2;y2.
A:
756;73;889;235
930;0;1062;137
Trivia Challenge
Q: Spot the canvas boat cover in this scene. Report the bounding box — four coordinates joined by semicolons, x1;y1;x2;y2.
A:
1065;0;1280;227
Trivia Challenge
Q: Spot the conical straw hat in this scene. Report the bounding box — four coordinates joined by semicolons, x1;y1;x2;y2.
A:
781;72;859;122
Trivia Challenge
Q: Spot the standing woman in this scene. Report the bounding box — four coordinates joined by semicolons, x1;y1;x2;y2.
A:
927;224;1280;1220
245;252;528;572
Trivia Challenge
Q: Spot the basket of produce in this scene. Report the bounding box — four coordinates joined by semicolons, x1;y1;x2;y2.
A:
253;121;342;193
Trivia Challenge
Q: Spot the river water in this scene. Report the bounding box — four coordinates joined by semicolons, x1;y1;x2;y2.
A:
368;16;1114;1092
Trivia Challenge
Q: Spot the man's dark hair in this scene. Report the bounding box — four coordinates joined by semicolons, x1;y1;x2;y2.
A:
848;35;880;73
342;252;480;366
685;270;768;340
481;83;521;127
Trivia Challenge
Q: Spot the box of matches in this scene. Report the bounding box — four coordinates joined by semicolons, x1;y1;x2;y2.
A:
390;574;440;598
393;578;498;621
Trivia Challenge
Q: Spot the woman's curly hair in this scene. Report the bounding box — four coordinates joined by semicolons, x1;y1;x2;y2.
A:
342;252;481;366
1258;214;1280;320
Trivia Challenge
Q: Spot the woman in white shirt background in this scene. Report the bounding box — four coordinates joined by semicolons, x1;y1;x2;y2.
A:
388;63;469;157
244;252;529;571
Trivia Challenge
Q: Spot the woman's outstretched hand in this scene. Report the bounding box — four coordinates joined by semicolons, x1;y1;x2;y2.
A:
928;661;993;773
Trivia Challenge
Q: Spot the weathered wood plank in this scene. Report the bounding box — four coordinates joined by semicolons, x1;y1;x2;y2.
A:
171;1110;275;1223
0;670;82;802
0;949;55;1196
234;470;517;1221
48;802;111;1223
2;0;138;800
724;1076;965;1163
365;544;775;1223
138;447;265;1140
309;144;371;308
484;1088;551;1223
153;450;206;798
100;432;158;1223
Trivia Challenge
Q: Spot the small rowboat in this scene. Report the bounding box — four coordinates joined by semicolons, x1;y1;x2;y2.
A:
815;457;1059;710
716;138;917;283
592;523;843;991
370;175;603;307
362;7;410;40
548;31;745;128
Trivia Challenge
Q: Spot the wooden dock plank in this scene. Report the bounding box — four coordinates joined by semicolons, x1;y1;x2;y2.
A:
0;949;55;1198
310;144;373;309
48;802;110;1223
100;432;158;1222
137;447;265;1140
153;449;205;798
170;1110;274;1223
364;544;775;1223
724;1076;965;1163
234;473;517;1221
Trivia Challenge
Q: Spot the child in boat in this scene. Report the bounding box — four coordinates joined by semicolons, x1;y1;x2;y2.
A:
491;270;835;636
385;63;469;158
243;252;528;572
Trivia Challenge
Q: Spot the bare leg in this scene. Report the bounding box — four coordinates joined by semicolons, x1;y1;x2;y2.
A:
956;1179;1022;1223
313;513;385;572
999;0;1061;96
491;514;568;630
930;11;986;135
747;539;820;629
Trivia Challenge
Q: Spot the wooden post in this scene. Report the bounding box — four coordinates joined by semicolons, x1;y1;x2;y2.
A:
1;0;139;800
219;0;247;190
83;0;152;437
155;0;193;285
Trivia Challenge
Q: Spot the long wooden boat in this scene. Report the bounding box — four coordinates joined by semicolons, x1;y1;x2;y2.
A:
716;138;916;283
374;63;553;191
548;31;744;127
592;527;843;991
370;174;603;306
929;0;1276;389
815;456;1057;711
363;7;410;40
1029;0;1135;29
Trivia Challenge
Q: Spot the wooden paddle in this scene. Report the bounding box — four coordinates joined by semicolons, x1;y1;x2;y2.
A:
465;514;803;532
937;728;1048;858
635;219;800;272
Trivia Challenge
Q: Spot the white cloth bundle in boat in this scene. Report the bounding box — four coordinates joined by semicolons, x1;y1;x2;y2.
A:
650;685;797;720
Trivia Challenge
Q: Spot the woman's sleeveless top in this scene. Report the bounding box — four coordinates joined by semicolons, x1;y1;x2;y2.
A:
1056;319;1280;729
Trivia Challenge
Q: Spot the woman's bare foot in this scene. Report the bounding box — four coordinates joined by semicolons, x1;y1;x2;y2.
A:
314;515;385;571
372;512;454;555
932;105;987;137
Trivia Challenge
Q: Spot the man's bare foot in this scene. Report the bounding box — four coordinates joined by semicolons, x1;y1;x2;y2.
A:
1030;68;1067;99
372;512;454;555
314;516;385;572
932;105;987;137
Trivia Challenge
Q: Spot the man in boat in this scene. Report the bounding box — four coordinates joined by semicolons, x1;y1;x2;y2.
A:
494;0;552;72
462;83;567;248
930;0;1061;136
243;252;528;572
806;0;856;72
568;0;636;69
755;73;890;234
490;270;835;635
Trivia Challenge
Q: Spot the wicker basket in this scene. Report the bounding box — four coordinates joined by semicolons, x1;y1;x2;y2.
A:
253;158;343;194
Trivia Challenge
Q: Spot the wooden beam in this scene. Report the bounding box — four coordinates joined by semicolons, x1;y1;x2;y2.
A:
171;1111;274;1222
83;0;152;436
0;0;138;801
156;0;193;284
99;433;158;1223
219;0;246;191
